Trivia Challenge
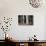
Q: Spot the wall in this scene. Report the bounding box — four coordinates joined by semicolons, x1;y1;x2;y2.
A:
0;0;46;40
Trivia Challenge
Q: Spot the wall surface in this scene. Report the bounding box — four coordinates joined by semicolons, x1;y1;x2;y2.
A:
0;0;46;40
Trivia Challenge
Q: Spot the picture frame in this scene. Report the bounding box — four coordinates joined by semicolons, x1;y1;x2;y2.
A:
18;15;33;25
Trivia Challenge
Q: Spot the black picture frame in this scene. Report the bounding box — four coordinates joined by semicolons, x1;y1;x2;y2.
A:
18;15;33;25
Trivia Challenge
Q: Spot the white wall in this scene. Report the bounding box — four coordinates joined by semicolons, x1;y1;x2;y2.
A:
0;0;46;40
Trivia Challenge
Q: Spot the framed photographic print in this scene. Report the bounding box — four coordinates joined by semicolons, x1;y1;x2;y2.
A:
18;15;33;25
